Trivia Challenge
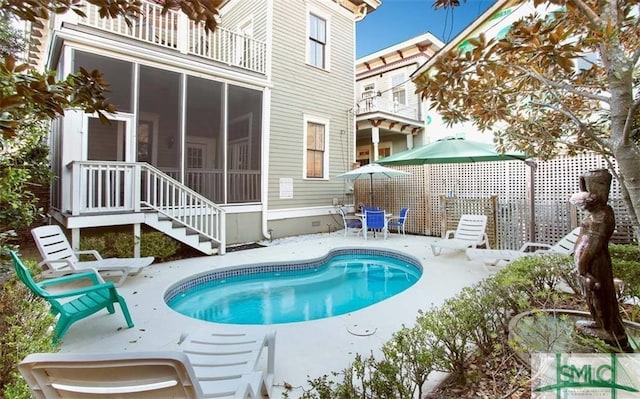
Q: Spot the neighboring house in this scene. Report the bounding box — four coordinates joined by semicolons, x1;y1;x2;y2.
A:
27;0;381;255
412;0;543;144
355;32;443;166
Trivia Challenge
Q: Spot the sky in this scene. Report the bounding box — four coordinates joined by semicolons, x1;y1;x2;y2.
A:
356;0;497;58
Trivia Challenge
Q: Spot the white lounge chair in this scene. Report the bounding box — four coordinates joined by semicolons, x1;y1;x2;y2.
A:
466;227;581;266
31;225;154;287
18;330;276;399
430;214;489;255
178;329;276;396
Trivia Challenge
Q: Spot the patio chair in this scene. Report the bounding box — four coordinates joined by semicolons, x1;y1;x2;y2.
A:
466;227;581;266
338;207;362;237
32;225;154;287
430;214;488;255
18;329;276;398
10;251;134;343
364;209;388;240
388;207;409;235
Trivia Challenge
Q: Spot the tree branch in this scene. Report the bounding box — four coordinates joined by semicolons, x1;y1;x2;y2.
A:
515;65;610;103
566;0;603;29
622;97;640;145
528;100;612;151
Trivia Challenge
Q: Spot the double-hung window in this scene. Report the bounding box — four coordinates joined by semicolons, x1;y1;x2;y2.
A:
304;116;329;179
308;13;327;69
391;73;406;106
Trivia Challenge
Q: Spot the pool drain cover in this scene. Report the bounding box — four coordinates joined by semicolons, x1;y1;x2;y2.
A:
347;324;377;336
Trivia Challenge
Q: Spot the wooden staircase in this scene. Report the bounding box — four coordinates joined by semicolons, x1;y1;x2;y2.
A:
144;212;217;255
69;161;226;255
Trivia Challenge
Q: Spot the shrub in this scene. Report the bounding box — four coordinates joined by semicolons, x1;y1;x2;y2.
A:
416;298;477;384
299;325;438;399
610;244;640;300
80;231;179;261
0;257;57;398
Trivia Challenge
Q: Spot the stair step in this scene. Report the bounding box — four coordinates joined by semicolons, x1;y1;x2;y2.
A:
144;212;219;255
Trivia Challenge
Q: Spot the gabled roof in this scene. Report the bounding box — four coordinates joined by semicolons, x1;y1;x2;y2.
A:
356;32;444;77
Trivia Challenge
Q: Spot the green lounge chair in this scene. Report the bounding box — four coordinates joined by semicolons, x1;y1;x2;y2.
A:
10;251;134;343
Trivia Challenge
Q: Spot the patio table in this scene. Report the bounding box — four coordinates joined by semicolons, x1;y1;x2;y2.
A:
356;212;392;240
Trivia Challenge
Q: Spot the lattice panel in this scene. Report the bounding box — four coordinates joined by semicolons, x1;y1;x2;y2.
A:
428;160;530;249
440;195;498;249
351;153;634;248
354;165;427;235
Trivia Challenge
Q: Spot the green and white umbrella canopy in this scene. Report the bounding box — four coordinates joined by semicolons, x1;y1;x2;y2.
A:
336;163;411;205
377;137;527;165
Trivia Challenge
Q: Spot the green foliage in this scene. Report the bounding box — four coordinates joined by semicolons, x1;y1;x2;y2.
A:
610;244;640;299
296;250;640;397
416;300;475;384
490;254;578;310
300;325;438;398
0;257;57;398
380;325;437;398
0;121;51;257
0;16;24;58
80;231;179;261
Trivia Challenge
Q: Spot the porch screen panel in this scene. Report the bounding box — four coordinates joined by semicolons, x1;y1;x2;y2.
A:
86;118;127;210
185;76;223;203
227;85;262;203
138;66;181;175
74;51;133;113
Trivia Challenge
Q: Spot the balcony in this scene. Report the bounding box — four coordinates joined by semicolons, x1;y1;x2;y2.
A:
356;97;419;120
77;0;267;74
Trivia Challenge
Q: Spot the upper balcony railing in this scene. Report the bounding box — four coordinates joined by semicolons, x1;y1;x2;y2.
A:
356;97;419;120
76;0;266;74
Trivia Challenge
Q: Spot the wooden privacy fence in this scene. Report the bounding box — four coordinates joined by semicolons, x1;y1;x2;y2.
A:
354;152;635;249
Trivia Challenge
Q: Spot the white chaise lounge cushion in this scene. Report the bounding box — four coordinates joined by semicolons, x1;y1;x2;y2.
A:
466;227;581;266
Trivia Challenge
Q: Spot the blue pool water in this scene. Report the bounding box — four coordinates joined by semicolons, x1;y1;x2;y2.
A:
166;249;422;325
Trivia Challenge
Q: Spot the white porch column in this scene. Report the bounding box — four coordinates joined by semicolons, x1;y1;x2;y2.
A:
371;127;380;162
406;134;414;150
133;224;141;258
71;228;80;250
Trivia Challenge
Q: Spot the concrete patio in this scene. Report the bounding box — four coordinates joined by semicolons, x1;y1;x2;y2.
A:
55;231;494;398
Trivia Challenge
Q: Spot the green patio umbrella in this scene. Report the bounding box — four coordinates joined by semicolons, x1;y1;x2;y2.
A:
377;137;535;241
336;163;411;205
376;137;527;165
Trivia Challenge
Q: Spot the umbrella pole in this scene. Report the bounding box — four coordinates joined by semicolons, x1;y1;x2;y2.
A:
369;174;374;205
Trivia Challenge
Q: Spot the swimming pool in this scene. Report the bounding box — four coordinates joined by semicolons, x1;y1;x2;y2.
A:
165;248;422;325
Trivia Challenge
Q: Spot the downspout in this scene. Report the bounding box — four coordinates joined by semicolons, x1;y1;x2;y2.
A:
261;86;272;240
262;0;273;240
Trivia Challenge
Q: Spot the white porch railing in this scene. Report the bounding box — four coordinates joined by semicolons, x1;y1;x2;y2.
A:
69;161;226;252
357;97;419;120
77;0;267;74
160;168;261;203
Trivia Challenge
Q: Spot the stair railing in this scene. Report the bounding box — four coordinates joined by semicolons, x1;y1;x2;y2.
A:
69;161;226;254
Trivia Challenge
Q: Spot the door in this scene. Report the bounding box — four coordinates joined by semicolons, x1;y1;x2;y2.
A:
83;114;136;210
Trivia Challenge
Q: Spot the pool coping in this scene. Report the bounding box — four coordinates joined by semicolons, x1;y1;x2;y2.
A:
164;246;423;304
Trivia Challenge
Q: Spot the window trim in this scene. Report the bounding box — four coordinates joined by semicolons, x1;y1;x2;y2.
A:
303;114;330;180
390;73;407;106
306;5;331;71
